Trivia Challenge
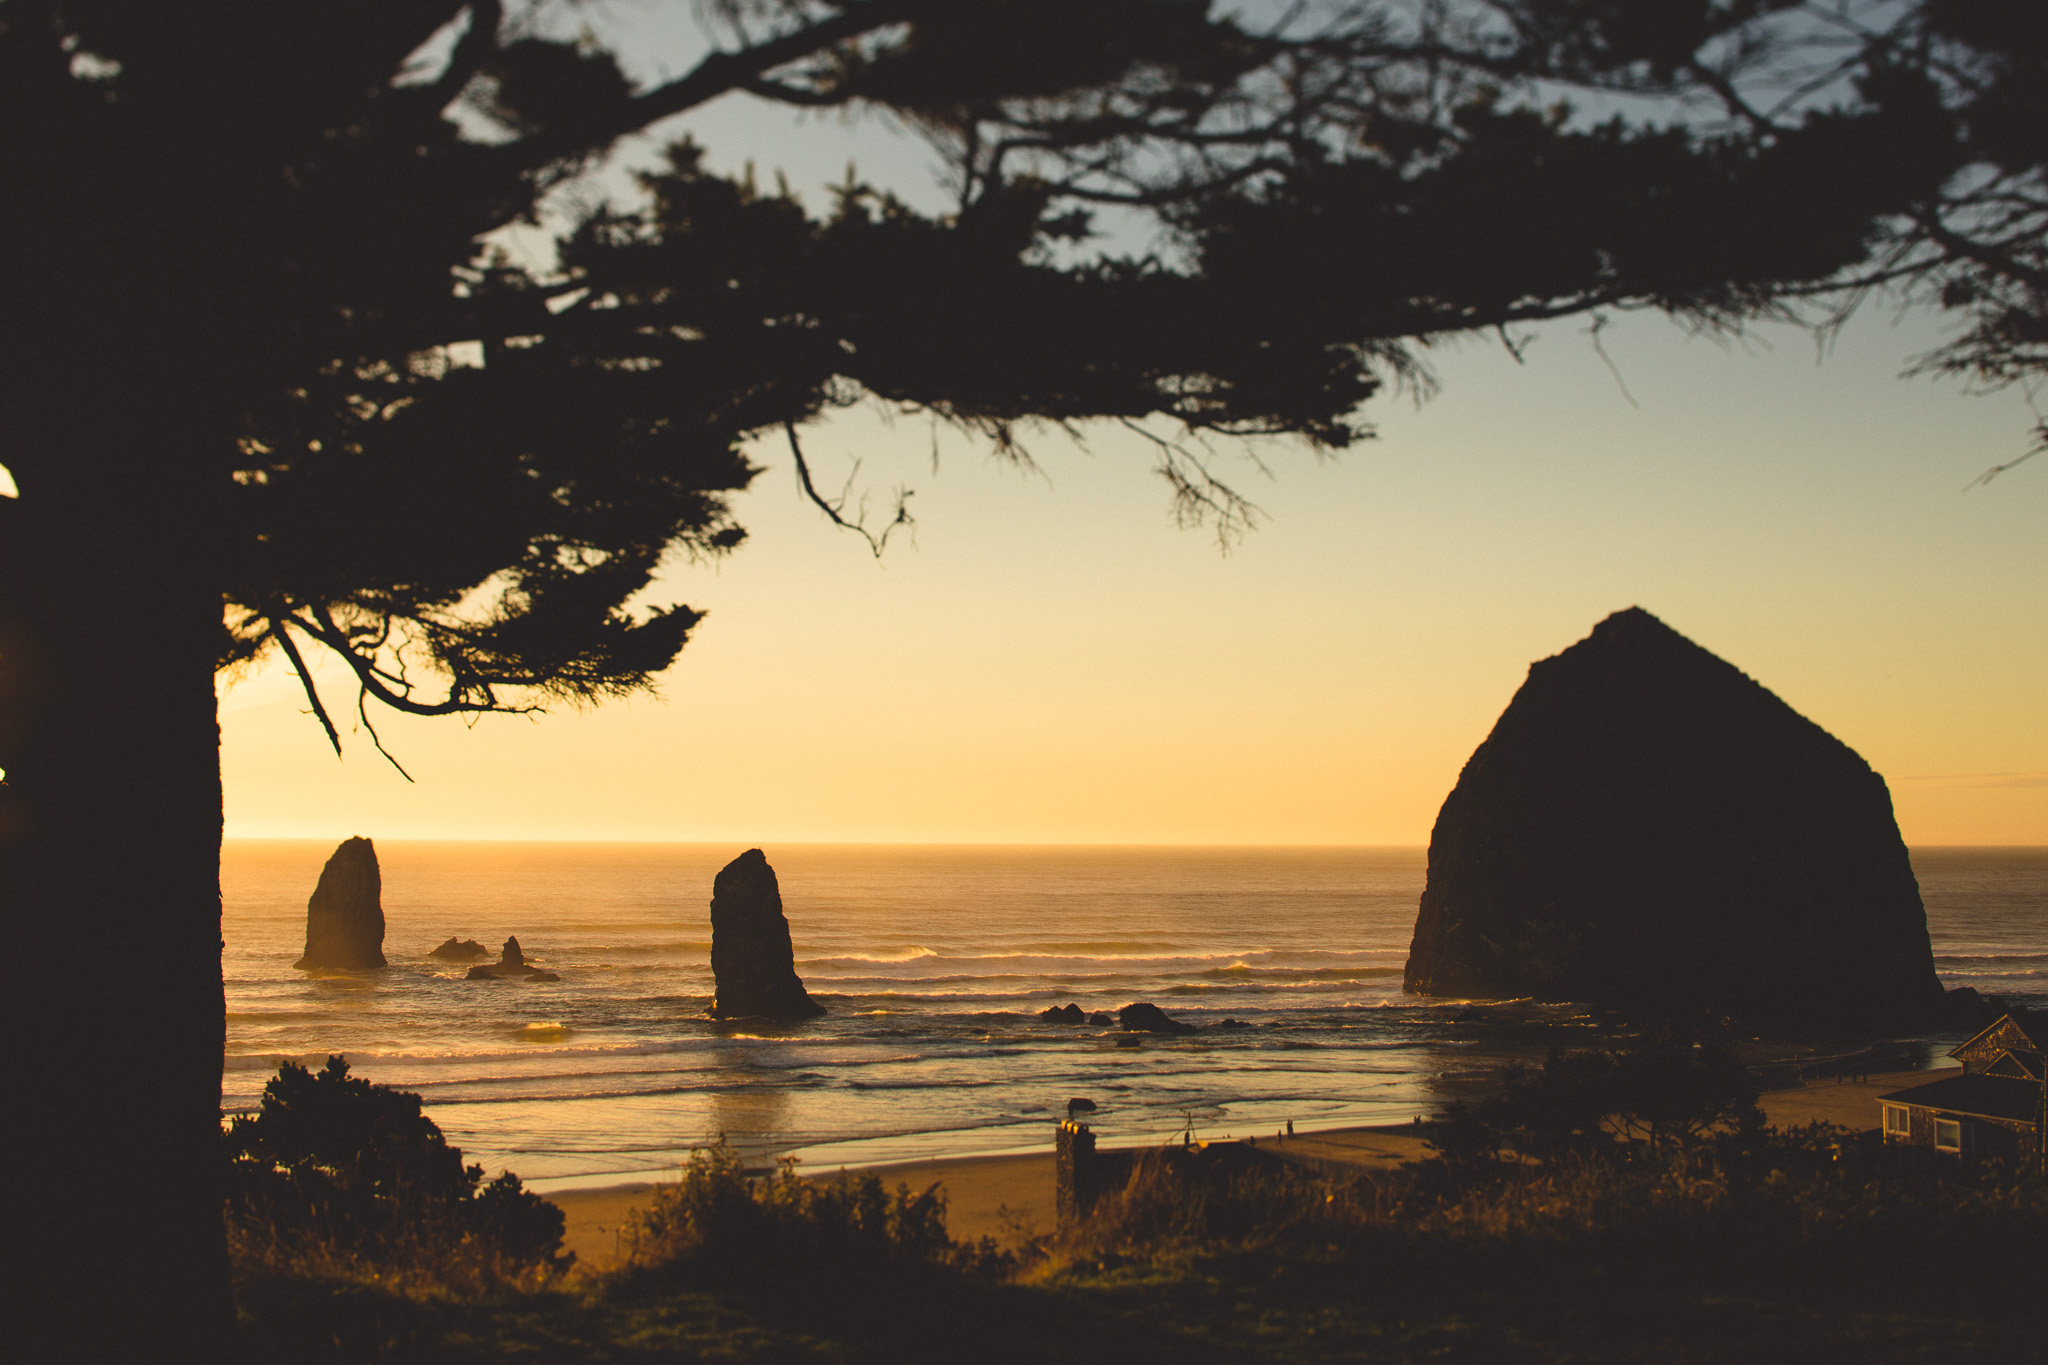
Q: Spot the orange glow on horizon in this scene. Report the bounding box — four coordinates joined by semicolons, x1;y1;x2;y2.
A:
221;310;2048;848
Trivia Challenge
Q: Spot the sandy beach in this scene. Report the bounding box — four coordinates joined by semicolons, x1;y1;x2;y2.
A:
549;1066;1950;1269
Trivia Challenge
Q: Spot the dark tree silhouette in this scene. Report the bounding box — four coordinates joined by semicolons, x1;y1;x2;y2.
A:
1445;1;2047;466
0;2;1959;1353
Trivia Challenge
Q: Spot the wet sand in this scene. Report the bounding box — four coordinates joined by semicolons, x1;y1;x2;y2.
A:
550;1067;1954;1270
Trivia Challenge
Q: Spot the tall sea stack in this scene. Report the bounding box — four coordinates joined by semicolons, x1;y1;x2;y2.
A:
293;836;386;970
708;849;824;1020
1403;608;1943;1032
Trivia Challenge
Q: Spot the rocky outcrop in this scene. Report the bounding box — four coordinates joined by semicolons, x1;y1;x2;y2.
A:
293;837;386;970
466;936;559;981
1118;1002;1196;1034
1937;986;2008;1032
708;849;824;1020
1403;608;1944;1033
430;937;489;962
1040;1004;1089;1023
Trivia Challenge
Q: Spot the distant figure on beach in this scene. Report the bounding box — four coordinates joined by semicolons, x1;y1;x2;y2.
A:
707;849;825;1020
293;837;385;970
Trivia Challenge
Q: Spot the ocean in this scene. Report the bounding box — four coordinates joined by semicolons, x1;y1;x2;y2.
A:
221;842;2048;1191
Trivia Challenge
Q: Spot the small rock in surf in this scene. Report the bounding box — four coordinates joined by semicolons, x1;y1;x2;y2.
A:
466;935;556;981
1118;1002;1196;1034
430;937;489;962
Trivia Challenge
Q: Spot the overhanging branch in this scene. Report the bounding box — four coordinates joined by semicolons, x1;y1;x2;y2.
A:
507;0;914;167
291;605;537;719
270;625;342;758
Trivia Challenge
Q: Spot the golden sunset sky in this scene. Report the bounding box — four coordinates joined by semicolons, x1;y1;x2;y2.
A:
219;24;2048;847
220;306;2048;846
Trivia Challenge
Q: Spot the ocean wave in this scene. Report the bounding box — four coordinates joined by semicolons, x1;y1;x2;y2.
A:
809;969;1397;995
844;1078;1003;1091
222;1031;846;1073
424;1081;721;1107
800;948;940;965
1197;964;1405;981
1015;941;1188;955
1939;968;2048;980
802;948;1401;974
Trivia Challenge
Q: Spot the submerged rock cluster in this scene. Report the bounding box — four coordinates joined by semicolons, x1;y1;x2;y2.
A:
466;936;559;982
1403;608;1945;1032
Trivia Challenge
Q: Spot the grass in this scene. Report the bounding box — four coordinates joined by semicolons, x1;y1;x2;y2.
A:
1022;1126;2048;1362
228;1122;2048;1363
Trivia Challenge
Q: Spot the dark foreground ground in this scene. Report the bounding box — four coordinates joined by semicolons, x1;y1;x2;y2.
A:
239;1232;2048;1364
226;1041;2048;1363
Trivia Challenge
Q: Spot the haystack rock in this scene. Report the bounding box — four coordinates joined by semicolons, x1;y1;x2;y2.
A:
708;849;824;1020
1403;608;1944;1033
293;837;386;970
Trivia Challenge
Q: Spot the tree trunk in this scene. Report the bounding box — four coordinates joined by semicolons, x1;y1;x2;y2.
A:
0;467;233;1356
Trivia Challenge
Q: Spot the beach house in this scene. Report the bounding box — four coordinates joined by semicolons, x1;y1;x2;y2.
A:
1879;1011;2046;1163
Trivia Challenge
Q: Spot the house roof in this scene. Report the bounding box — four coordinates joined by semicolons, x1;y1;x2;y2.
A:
1880;1073;2044;1125
1952;1010;2048;1060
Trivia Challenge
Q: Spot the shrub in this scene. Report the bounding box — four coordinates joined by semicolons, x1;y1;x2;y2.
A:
1430;1027;1765;1164
619;1143;1008;1282
1046;1119;2048;1282
225;1055;568;1296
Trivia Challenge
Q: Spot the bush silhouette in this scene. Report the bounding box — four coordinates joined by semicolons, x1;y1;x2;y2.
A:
620;1142;1005;1283
1429;1027;1765;1165
225;1056;566;1289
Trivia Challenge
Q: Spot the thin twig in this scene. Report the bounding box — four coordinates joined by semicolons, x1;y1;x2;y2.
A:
1966;425;2047;490
1588;315;1641;409
271;625;343;758
1118;417;1264;551
785;422;913;557
356;689;416;783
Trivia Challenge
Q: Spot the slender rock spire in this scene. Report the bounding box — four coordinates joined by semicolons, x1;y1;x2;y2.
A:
293;836;386;970
708;849;824;1020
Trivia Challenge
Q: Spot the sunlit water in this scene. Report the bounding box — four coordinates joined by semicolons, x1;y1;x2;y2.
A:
222;842;2048;1190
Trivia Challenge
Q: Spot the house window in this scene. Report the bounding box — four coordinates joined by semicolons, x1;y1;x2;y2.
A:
1883;1106;1910;1135
1934;1119;1963;1151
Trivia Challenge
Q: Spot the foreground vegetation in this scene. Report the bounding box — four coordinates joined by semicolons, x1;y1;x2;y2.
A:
227;1051;2048;1363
